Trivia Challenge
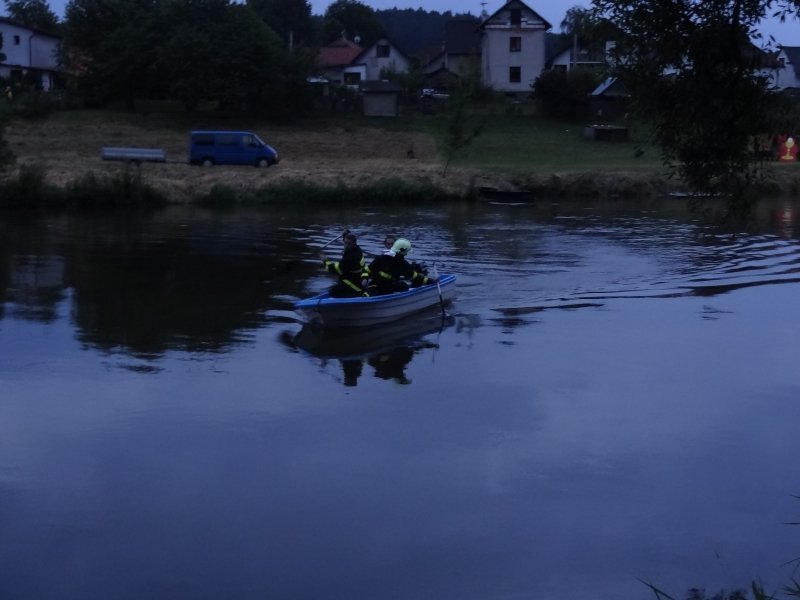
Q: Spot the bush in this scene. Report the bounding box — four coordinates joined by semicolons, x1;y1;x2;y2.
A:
532;68;605;120
198;178;468;206
65;169;168;208
0;164;59;207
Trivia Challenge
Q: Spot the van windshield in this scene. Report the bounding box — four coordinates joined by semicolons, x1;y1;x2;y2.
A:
244;134;264;148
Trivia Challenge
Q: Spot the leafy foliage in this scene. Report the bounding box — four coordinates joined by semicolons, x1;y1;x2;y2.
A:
0;164;167;208
246;0;313;48
532;68;604;120
321;0;383;46
376;7;474;55
593;0;800;221
158;3;286;112
641;579;776;600
63;0;169;107
3;0;60;30
440;81;484;177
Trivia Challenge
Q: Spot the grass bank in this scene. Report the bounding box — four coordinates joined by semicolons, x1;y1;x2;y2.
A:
2;106;799;205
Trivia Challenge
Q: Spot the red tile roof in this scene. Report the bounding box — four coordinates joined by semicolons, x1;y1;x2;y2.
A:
317;37;363;67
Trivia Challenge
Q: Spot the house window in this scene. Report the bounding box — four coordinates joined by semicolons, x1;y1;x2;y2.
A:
510;9;521;26
13;35;21;45
376;44;390;58
509;66;521;83
509;37;521;52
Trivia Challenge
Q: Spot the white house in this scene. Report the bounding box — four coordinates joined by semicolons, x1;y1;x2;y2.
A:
317;35;410;87
478;0;551;93
772;46;800;90
0;17;61;90
547;39;609;72
352;36;411;81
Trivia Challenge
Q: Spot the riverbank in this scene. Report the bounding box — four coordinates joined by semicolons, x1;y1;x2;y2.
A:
3;110;800;203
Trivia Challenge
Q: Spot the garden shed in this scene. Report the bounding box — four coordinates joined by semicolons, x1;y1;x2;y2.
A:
360;81;404;117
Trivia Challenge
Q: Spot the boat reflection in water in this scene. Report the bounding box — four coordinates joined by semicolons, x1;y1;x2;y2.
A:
287;308;453;386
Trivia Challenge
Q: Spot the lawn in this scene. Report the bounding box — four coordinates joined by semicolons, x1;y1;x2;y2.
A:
419;113;665;174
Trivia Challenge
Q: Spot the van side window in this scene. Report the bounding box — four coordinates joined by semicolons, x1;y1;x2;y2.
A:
243;135;259;147
217;135;238;146
193;134;214;146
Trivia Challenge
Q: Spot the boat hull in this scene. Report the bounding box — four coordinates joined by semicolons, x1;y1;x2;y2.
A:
294;274;456;327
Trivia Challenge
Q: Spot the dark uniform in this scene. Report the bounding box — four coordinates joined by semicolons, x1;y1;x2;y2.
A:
365;253;434;295
323;241;368;297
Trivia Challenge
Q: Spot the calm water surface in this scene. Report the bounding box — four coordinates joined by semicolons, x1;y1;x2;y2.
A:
1;198;799;600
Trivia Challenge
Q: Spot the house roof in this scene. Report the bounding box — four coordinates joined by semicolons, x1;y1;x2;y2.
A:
353;36;411;64
590;77;629;97
445;18;481;55
780;46;800;76
0;16;61;38
480;0;552;31
317;37;363;68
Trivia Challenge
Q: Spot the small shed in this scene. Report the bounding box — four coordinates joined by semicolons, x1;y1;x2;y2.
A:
589;76;630;120
360;80;404;117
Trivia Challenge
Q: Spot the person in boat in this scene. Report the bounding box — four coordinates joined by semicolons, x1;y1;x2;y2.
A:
320;230;369;297
363;238;437;295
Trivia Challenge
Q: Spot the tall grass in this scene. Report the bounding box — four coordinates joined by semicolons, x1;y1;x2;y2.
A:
197;178;469;207
642;579;776;600
0;164;168;208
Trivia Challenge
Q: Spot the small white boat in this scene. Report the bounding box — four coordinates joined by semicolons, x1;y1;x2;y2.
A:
294;274;456;328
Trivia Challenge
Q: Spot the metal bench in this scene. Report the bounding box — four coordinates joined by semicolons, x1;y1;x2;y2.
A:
100;147;166;163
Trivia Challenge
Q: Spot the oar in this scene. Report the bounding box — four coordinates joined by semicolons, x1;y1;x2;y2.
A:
432;262;445;318
320;230;346;250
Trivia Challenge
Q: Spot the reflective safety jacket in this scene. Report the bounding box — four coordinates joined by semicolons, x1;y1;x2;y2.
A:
365;253;432;291
323;245;368;295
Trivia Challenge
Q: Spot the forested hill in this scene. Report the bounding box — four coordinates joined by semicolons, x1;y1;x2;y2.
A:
375;8;476;55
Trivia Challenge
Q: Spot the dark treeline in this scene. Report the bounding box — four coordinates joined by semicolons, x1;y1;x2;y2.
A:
376;7;475;56
0;0;487;116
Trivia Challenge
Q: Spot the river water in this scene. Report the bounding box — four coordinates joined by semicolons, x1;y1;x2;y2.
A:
1;198;799;600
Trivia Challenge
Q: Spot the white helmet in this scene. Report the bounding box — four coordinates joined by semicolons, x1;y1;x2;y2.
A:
390;238;412;255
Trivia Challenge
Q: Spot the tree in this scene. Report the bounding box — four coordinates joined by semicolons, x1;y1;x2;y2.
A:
4;0;60;31
593;0;800;221
63;0;168;106
440;74;484;177
158;3;289;112
246;0;313;48
532;68;603;120
0;33;11;171
321;0;383;46
559;5;616;59
560;6;596;40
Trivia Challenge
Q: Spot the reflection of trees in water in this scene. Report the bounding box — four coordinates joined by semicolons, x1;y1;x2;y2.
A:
0;219;67;323
66;237;282;357
0;212;314;358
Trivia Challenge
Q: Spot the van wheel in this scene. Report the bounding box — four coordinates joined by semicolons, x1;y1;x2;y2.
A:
256;158;270;168
201;158;214;167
